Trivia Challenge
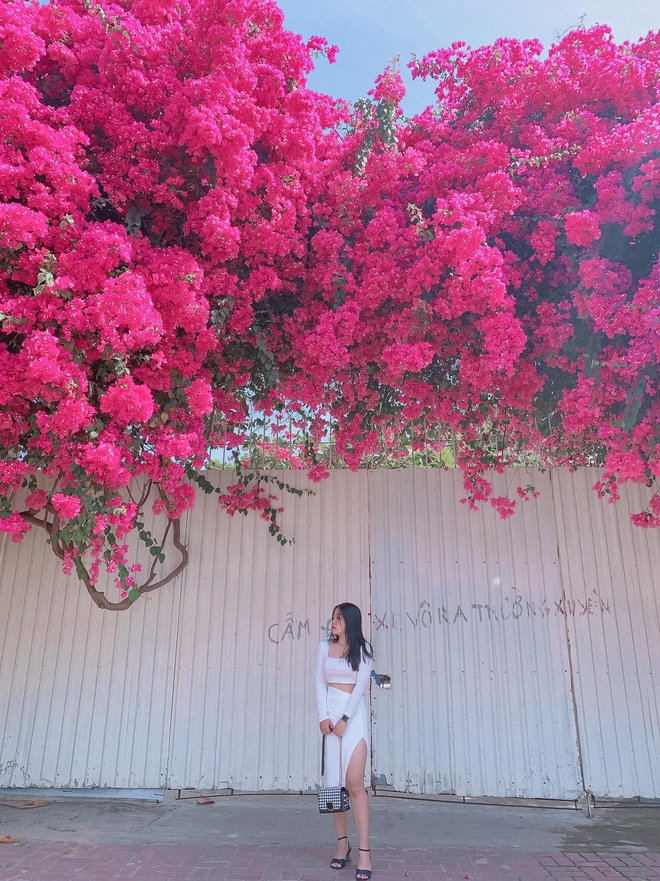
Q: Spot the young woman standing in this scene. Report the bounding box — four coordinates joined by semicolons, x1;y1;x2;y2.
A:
315;603;373;880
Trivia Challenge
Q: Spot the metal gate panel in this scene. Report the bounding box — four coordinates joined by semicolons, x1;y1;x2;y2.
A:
2;466;659;799
551;468;660;798
0;501;181;789
368;468;582;798
167;470;371;791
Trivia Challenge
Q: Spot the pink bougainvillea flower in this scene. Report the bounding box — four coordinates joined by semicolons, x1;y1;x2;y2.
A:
24;489;49;510
1;5;660;607
564;211;602;246
51;493;82;520
185;379;214;418
99;378;155;426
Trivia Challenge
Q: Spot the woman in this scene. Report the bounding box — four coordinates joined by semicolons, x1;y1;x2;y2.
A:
315;603;373;880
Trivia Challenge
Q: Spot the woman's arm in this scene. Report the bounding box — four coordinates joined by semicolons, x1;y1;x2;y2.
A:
315;640;330;723
342;649;373;720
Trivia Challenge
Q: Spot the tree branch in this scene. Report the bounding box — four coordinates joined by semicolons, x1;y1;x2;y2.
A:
21;503;188;611
138;516;189;594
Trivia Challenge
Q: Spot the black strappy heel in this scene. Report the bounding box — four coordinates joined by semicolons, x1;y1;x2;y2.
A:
330;836;351;870
355;848;372;880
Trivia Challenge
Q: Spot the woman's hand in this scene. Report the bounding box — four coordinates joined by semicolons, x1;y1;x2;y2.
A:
319;719;334;736
333;718;347;738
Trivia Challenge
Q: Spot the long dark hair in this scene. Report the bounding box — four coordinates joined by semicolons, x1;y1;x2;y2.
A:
332;602;373;671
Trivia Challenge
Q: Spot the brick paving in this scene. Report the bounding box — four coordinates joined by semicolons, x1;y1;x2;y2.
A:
0;844;659;881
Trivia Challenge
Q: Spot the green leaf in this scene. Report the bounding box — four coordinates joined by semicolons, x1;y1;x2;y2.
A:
128;588;140;603
622;377;646;431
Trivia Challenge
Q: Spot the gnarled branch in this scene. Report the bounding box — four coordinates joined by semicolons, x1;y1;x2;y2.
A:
20;500;188;612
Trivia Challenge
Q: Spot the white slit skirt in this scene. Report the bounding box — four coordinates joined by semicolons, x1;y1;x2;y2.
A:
322;686;370;788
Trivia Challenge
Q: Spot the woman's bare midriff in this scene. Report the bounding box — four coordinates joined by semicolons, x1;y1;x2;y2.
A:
328;683;355;693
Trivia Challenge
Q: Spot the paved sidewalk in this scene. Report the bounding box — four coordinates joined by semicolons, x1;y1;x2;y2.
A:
1;842;660;881
1;794;659;881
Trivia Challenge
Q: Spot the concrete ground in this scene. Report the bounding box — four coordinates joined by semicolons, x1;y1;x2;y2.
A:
0;792;659;880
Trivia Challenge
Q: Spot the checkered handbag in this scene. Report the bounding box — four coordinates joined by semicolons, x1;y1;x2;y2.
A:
318;735;350;813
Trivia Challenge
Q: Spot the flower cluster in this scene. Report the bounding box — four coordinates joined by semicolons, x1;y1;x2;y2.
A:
284;25;660;520
2;4;660;607
0;0;339;600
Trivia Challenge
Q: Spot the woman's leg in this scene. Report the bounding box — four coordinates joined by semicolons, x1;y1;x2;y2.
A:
331;811;349;862
345;738;371;877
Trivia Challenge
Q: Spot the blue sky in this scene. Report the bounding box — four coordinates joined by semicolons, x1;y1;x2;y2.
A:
278;0;660;114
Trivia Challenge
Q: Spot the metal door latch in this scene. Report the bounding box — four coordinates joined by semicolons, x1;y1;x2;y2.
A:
371;672;391;689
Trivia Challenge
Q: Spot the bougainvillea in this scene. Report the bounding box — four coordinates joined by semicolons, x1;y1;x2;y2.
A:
0;0;340;607
1;0;659;609
283;25;660;520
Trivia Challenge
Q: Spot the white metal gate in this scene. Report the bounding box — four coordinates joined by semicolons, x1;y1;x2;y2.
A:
367;469;583;799
166;471;371;792
1;468;658;798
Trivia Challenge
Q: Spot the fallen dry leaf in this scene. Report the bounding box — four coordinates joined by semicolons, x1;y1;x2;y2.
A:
196;796;215;805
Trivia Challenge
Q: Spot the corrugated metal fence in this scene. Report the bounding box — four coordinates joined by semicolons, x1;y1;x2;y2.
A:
0;468;658;800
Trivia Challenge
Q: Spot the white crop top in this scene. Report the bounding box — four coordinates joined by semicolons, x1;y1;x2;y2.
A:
315;639;372;723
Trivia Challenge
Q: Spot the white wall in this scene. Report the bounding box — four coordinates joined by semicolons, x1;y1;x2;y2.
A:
0;502;181;789
368;469;582;798
552;468;660;798
0;468;658;798
167;470;370;791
